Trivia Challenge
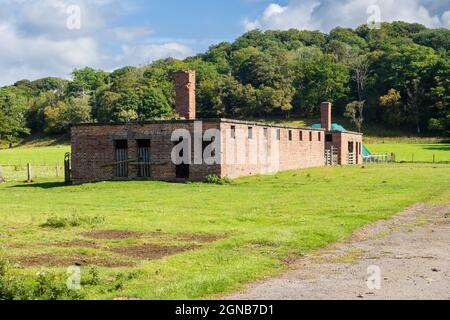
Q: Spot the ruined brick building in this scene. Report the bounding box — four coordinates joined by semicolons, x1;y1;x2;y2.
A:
70;70;363;184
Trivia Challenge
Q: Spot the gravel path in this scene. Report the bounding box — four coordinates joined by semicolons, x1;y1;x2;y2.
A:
227;203;450;300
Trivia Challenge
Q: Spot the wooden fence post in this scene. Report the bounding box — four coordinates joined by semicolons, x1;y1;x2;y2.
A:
27;163;32;183
0;165;4;183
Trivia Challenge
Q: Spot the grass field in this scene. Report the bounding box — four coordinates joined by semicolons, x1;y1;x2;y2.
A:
1;161;449;299
1;139;449;299
366;143;450;163
0;145;70;165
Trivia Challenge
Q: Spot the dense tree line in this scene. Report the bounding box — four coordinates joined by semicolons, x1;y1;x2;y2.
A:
0;22;449;144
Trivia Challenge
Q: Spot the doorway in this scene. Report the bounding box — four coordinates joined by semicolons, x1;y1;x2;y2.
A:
137;140;151;178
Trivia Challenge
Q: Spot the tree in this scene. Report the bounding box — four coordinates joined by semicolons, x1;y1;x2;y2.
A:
375;42;439;130
345;55;371;131
379;89;405;126
413;29;450;51
95;90;121;123
345;101;365;132
407;78;424;134
294;54;350;115
0;21;449;136
44;97;92;133
138;87;174;120
67;67;108;98
0;87;30;144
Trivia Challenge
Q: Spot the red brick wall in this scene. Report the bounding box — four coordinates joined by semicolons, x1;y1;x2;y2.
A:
219;121;326;179
71;121;221;184
174;70;196;120
326;131;363;165
321;102;332;131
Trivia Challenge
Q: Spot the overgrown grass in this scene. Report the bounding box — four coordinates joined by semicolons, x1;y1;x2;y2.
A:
41;214;106;229
0;163;449;299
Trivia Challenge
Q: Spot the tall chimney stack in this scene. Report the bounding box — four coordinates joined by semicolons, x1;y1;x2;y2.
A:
320;102;332;131
174;70;196;120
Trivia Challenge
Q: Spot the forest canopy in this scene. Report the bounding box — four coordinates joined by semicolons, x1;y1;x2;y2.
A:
0;22;449;144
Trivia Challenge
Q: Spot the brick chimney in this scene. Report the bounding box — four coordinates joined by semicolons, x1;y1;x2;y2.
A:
174;70;196;120
320;102;332;131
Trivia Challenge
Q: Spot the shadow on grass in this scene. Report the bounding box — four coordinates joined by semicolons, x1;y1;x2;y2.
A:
422;144;450;152
9;182;70;189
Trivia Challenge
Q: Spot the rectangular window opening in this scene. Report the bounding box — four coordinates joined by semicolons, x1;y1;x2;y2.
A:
289;130;293;141
309;132;313;142
248;127;253;140
276;129;281;141
115;140;128;178
230;126;236;139
203;137;216;158
137;139;151;178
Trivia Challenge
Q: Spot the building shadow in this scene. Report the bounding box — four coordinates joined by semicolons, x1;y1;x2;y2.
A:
9;182;70;189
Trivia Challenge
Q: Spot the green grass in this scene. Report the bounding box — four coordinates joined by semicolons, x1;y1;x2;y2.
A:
0;145;70;165
366;143;450;163
1;162;449;300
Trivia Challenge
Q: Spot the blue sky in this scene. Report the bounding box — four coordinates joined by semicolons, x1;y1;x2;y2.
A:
0;0;448;85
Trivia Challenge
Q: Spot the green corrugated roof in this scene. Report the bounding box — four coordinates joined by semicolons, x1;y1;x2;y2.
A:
311;123;371;157
310;123;347;131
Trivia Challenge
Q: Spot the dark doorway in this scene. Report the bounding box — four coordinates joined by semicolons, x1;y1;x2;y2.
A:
176;164;189;179
137;140;151;178
175;137;190;179
115;140;128;178
348;141;354;153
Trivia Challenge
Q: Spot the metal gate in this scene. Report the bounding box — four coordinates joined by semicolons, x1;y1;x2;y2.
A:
115;140;128;178
64;152;71;183
325;147;339;166
137;140;151;178
347;152;355;165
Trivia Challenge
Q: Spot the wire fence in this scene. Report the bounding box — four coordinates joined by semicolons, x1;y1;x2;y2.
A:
364;153;449;164
0;164;64;182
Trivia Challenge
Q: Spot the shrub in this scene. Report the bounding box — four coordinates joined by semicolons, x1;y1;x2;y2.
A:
205;175;231;185
107;271;141;293
41;214;105;229
0;257;84;300
34;271;84;300
82;267;100;286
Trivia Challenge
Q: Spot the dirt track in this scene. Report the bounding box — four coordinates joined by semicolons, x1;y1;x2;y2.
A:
227;203;450;300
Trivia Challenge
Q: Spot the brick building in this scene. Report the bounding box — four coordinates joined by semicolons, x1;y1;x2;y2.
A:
70;70;363;184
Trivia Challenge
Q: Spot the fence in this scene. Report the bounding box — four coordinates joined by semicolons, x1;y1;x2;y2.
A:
364;154;395;164
325;147;339;166
0;163;64;182
364;153;448;164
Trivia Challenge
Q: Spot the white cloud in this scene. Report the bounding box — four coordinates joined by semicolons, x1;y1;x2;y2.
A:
0;0;195;85
116;42;194;67
110;26;153;42
0;22;101;85
442;11;450;27
244;0;449;32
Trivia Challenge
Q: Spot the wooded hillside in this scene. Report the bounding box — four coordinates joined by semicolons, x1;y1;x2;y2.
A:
0;22;449;144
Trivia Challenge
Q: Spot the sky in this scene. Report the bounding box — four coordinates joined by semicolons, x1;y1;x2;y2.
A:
0;0;449;86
